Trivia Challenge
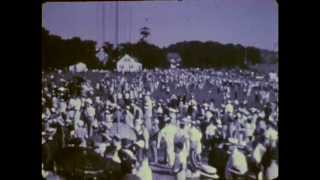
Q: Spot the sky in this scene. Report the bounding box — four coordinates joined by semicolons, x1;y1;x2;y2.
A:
42;0;278;51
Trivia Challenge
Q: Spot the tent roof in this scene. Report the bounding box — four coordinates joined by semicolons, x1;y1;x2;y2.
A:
118;54;141;65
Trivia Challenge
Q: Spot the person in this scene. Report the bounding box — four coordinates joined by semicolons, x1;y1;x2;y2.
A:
205;119;218;142
74;120;88;148
225;146;248;180
114;105;123;123
208;142;229;179
133;118;149;162
143;95;153;131
262;144;278;180
188;120;203;160
118;149;142;180
157;117;178;167
173;141;188;180
149;118;160;163
94;134;111;157
124;106;135;128
83;98;96;137
136;155;153;180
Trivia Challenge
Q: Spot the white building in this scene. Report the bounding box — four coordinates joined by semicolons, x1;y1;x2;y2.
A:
69;62;88;73
117;54;143;72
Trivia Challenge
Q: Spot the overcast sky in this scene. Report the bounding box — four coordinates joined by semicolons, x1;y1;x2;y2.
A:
42;0;278;51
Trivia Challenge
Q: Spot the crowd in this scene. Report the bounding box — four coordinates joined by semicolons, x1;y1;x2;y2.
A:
42;68;278;180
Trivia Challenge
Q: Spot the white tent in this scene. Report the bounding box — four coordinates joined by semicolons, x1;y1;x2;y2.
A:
117;54;142;72
69;62;88;73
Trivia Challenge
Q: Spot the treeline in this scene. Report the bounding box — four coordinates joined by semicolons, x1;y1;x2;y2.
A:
42;27;263;71
42;28;101;70
164;41;261;69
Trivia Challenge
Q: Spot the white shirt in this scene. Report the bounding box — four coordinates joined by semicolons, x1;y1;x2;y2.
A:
252;143;266;164
226;148;248;175
206;123;217;137
85;106;96;118
265;127;278;141
158;124;178;146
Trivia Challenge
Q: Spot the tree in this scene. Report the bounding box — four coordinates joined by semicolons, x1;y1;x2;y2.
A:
42;27;100;71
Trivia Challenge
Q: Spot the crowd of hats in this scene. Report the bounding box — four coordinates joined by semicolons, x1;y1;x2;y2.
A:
42;68;278;179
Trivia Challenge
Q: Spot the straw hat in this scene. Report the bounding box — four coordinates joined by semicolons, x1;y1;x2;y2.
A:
135;140;145;149
169;107;178;113
258;112;265;118
180;117;189;125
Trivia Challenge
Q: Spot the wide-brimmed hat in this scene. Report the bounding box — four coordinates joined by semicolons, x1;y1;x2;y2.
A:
46;127;56;134
258;112;265;118
180;117;189;125
250;107;257;113
169;107;178;113
85;98;93;105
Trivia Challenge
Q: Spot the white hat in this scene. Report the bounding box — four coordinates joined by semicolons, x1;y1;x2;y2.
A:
268;115;275;123
169;107;178;113
135;140;145;149
77;120;84;127
135;118;143;125
86;98;93;105
205;111;213;119
258;112;265;118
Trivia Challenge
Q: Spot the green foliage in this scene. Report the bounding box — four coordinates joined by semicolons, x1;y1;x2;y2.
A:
165;41;262;69
42;27;263;71
119;41;168;69
42;27;100;71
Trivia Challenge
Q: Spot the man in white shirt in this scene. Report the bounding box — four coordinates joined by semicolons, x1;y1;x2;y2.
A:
189;120;202;156
225;146;248;180
124;106;134;128
157;117;178;167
